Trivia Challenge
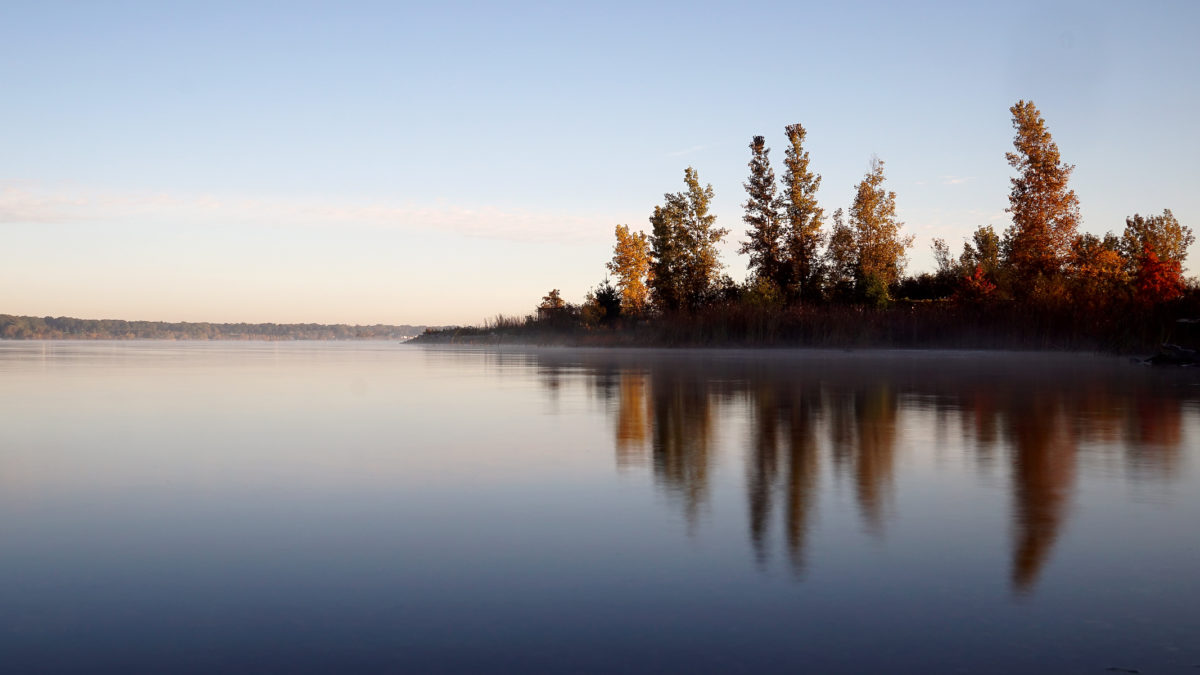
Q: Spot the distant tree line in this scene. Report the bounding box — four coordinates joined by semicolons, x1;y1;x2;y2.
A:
0;315;432;340
472;99;1194;350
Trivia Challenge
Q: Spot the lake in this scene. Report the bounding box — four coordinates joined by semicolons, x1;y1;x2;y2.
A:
1;341;1198;673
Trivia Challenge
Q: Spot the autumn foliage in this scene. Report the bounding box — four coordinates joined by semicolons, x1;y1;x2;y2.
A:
428;100;1196;352
1135;248;1185;306
607;225;652;315
1003;100;1080;284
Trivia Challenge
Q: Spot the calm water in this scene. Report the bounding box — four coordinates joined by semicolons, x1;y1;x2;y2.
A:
1;341;1198;673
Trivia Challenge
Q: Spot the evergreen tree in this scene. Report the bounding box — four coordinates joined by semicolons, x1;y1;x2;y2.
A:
780;123;825;302
1003;100;1080;286
739;135;785;292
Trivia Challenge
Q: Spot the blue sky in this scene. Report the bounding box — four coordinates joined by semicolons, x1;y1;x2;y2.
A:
1;0;1197;325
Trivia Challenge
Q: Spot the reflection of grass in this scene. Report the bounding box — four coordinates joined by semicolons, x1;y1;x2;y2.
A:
414;300;1196;352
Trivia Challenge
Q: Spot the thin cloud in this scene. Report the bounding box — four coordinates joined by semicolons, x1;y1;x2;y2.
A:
667;144;708;157
941;175;972;185
0;184;613;244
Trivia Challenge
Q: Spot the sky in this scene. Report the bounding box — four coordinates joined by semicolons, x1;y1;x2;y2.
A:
1;0;1198;326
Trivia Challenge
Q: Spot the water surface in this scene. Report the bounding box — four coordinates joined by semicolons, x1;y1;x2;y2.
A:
1;342;1198;673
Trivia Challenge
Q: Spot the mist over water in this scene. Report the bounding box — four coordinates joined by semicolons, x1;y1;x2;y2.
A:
1;342;1198;673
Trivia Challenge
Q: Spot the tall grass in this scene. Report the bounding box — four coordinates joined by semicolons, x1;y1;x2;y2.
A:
414;290;1200;353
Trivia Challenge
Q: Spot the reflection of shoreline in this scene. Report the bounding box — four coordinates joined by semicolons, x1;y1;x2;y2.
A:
529;350;1191;596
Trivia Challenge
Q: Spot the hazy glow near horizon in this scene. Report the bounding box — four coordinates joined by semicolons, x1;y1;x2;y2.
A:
2;1;1197;325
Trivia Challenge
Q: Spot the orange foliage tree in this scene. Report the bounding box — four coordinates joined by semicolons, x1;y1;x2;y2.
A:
1003;101;1080;293
1134;248;1185;305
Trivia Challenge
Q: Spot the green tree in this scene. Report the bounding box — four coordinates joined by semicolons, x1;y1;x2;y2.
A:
849;157;912;292
959;225;1001;277
582;279;622;326
649;204;684;312
649;167;728;312
607;224;652;315
739;135;785;293
1002;100;1080;286
823;208;856;300
932;238;958;278
780;123;825;302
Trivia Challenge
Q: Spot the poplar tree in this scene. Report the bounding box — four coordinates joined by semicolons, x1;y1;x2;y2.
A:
823;208;857;300
780;123;825;302
739;135;785;292
649;205;683;312
849;157;912;289
1003;100;1080;285
649;167;727;312
607;224;653;315
677;167;727;310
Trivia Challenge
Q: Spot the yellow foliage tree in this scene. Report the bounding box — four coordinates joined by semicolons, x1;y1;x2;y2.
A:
607;224;652;315
849;157;913;288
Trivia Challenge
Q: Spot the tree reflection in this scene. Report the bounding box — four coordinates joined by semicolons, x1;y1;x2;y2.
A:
746;382;781;564
849;384;899;534
744;379;823;571
1004;391;1077;594
1126;393;1184;481
781;383;821;573
524;350;1191;595
648;367;716;526
614;371;650;470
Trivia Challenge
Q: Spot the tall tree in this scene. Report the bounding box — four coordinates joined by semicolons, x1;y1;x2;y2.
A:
739;135;785;291
849;157;912;289
649;167;727;312
780;123;825;302
677;167;728;310
1003;100;1080;285
607;224;652;315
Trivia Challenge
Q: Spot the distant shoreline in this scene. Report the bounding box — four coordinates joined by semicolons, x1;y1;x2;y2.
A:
0;314;437;341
